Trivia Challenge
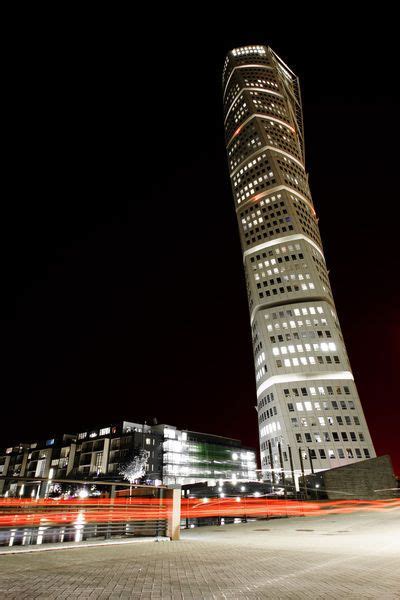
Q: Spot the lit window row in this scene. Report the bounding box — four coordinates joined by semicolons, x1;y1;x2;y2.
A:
233;152;268;183
267;318;328;331
245;193;283;214
232;102;248;124
290;402;360;422
277;354;340;368
265;306;324;320
272;342;336;356
256;365;267;382
257;269;311;283
251;95;287;118
283;356;316;366
284;385;352;400
260;420;281;437
251;243;303;267
232;46;266;56
289;416;365;434
258;392;275;409
235;172;275;203
259;405;278;422
294;448;369;460
255;351;266;367
271;333;334;351
287;400;358;415
257;272;314;286
294;431;363;444
244;77;279;89
258;281;316;300
280;154;304;172
255;259;305;278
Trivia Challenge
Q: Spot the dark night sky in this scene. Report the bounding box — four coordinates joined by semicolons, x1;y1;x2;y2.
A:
2;15;399;473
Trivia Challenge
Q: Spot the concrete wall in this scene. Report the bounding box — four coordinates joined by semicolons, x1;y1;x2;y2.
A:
319;455;397;500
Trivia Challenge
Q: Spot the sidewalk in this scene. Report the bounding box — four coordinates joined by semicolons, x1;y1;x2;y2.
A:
1;509;400;598
0;536;170;556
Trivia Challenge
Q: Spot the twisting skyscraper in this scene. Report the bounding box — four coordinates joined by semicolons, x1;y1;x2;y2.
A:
223;45;375;482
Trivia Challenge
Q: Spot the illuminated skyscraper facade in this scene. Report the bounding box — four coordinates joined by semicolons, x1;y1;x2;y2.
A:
223;45;375;482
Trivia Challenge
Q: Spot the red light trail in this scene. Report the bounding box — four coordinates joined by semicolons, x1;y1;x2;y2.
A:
0;496;399;530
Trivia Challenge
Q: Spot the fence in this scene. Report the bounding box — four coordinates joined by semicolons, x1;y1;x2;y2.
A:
180;493;400;527
0;494;169;547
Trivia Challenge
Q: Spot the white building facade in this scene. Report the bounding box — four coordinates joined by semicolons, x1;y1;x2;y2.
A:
223;45;376;482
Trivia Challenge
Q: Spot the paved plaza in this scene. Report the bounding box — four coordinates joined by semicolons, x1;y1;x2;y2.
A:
1;508;400;598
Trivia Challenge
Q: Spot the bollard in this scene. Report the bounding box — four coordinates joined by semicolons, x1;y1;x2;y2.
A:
166;485;181;541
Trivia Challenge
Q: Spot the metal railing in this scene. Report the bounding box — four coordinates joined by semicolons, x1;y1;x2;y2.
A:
180;493;400;528
0;495;169;547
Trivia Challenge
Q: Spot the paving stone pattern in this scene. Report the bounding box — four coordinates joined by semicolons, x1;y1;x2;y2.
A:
1;509;400;598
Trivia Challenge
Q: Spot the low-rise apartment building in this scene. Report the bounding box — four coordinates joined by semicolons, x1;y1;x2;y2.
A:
0;420;257;497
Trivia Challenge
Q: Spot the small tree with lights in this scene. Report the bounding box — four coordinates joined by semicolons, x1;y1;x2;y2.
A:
119;449;150;496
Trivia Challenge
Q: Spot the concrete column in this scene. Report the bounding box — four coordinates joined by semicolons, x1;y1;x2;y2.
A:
166;485;181;541
17;482;26;497
2;456;11;477
43;449;53;478
37;449;54;498
66;443;76;476
102;438;110;474
90;451;98;474
20;450;29;477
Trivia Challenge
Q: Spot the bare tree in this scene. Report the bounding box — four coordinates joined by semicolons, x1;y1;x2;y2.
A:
119;449;150;496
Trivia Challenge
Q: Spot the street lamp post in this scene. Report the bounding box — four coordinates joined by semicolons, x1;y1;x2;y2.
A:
288;445;295;496
298;448;307;500
268;440;275;485
277;441;287;502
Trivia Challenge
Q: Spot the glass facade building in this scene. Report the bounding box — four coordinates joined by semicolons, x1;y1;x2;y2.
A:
154;425;257;485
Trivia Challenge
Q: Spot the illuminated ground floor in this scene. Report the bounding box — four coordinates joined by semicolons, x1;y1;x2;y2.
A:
1;508;399;597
